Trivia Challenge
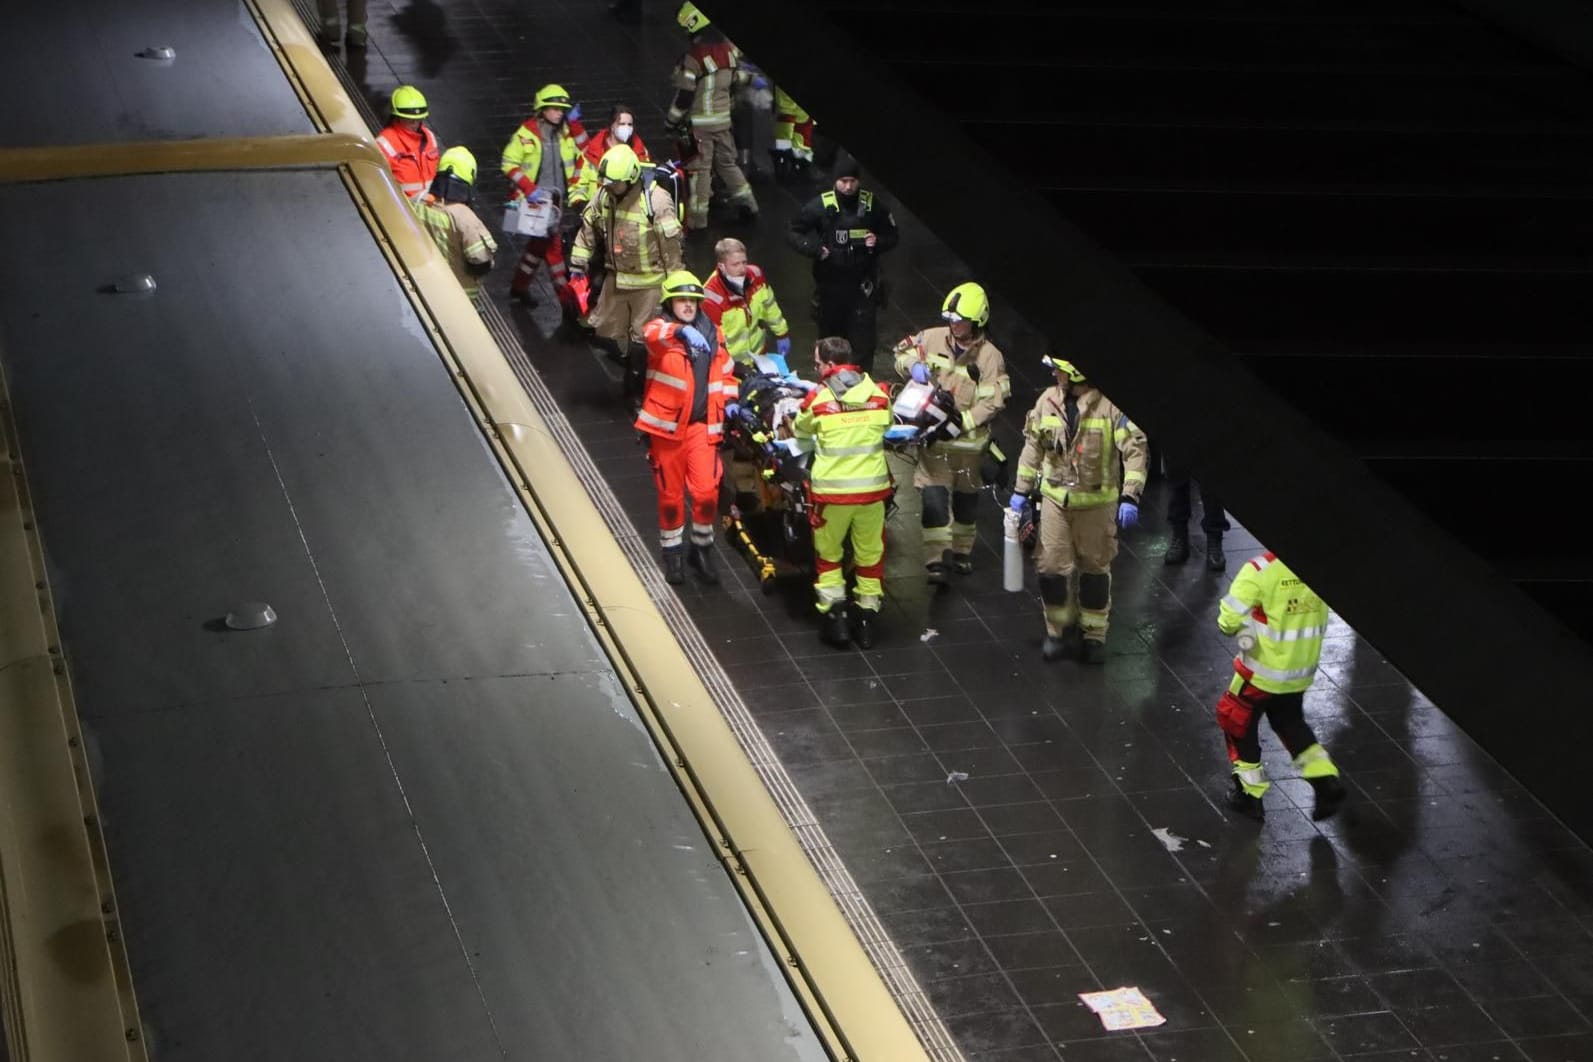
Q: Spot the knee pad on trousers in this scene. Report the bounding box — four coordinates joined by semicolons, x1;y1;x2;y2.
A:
951;489;980;526
1078;571;1111;610
921;486;950;529
1037;573;1069;607
1216;691;1256;742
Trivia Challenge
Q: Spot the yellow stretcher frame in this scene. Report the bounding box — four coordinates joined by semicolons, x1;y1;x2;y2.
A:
0;2;933;1060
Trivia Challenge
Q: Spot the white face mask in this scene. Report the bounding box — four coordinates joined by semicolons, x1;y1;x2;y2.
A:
613;123;634;142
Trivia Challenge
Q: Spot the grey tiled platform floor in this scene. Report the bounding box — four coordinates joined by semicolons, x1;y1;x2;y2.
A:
311;2;1593;1059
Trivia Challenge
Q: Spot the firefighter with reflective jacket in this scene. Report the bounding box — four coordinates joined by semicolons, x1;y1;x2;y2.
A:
377;86;440;201
1009;357;1146;665
411;147;497;295
636;271;737;587
1216;553;1347;821
501;84;590;307
793;337;894;650
788;152;899;373
571;145;685;405
667;2;759;230
895;283;1009;584
701;238;791;369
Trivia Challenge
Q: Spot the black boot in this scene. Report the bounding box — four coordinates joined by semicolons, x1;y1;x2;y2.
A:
1227;778;1265;821
1079;639;1106;665
851;608;877;649
926;561;949;589
950;552;974;575
769;148;793;183
687;542;720;585
662;547;686;586
1205;534;1227;572
1308;775;1347;820
820;606;851;648
1165;524;1190;566
624;343;647;414
1041;634;1067;662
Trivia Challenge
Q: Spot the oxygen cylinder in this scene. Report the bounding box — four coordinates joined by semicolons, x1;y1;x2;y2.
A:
1002;507;1024;592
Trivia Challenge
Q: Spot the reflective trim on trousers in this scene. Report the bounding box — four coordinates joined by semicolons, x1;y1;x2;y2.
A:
660;525;685;547
690;522;715;546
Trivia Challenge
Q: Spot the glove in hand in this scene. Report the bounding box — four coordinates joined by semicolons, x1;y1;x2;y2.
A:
909;362;930;384
1117;501;1139;529
775;337;792;357
527;189;550;205
725;401;741;419
681;326;711;354
1008;493;1028;514
567;103;582;123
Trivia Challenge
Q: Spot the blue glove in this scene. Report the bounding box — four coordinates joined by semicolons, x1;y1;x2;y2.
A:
567;103;582;123
1008;493;1027;514
909;362;930;384
527;189;550;205
725;401;741;419
775;336;792;358
751;75;770;91
1117;501;1139;529
681;326;711;354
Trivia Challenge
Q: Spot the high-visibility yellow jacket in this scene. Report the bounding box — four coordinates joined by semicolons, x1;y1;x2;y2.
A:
411;198;497;293
701;265;789;364
1014;384;1148;510
500;117;589;203
892;327;1009;453
793;367;893;505
570;182;683;289
1218;553;1329;694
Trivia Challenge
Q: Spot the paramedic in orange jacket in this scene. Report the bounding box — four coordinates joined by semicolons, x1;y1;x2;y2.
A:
635;271;738;586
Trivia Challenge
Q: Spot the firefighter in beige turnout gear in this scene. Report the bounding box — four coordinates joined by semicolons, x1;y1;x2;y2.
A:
894;283;1010;583
571;144;684;405
667;2;758;230
1010;357;1148;664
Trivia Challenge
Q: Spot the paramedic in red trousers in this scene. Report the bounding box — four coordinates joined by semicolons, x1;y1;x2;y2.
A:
1008;357;1146;665
701;238;792;371
1216;553;1347;821
501;84;590;308
666;3;759;231
377;86;440;201
792;337;894;649
635;271;737;586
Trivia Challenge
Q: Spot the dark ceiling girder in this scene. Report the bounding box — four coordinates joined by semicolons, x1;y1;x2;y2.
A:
708;0;1593;839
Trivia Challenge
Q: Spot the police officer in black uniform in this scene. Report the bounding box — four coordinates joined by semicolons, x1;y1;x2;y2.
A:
787;151;899;374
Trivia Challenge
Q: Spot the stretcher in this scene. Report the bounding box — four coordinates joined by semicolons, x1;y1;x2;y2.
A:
720;356;961;594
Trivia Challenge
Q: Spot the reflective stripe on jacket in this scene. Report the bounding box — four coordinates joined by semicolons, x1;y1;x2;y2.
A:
635;315;736;440
499;118;589;201
1013;384;1148;510
411;199;498;292
671;40;742;131
701;265;790;364
571;182;684;288
892;325;1009;452
793;368;893;504
376;123;440;200
1217;553;1329;694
